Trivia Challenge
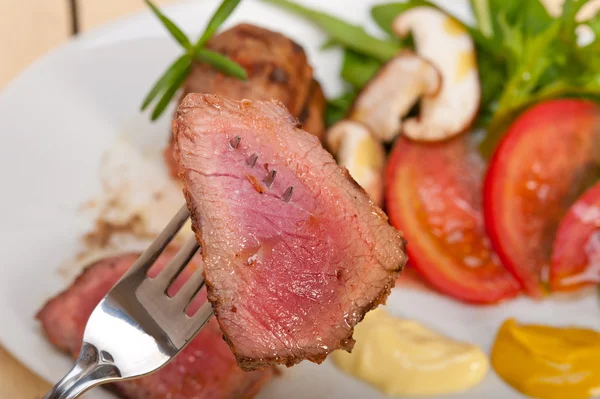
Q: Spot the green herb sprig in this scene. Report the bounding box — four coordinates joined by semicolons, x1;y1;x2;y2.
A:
262;0;401;62
141;0;247;121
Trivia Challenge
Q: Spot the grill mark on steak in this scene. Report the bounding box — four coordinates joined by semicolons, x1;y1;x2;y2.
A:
246;174;265;193
269;67;289;84
37;252;274;399
174;94;408;371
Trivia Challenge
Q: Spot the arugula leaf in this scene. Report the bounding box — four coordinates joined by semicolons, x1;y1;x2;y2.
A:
522;0;553;35
470;0;493;37
476;48;505;126
141;54;193;111
195;48;247;80
262;0;401;62
486;0;520;37
561;0;587;36
579;13;600;69
585;12;600;37
196;0;242;47
496;11;524;74
144;0;192;49
325;91;356;127
486;0;552;37
480;21;561;156
151;63;192;121
341;50;382;89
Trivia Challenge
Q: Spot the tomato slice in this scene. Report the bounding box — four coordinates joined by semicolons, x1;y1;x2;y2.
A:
386;136;520;303
484;99;600;296
550;182;600;291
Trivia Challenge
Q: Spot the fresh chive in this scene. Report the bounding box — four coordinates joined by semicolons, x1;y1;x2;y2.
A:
262;0;400;62
144;0;192;49
151;64;192;121
142;0;246;121
141;54;193;111
341;50;382;89
320;38;339;50
197;0;242;47
195;48;247;80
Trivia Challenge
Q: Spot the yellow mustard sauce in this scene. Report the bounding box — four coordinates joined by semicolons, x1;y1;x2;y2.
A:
492;319;600;399
332;309;489;396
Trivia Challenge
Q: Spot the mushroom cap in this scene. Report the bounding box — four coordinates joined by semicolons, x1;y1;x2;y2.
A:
350;51;441;142
393;7;481;141
325;120;386;205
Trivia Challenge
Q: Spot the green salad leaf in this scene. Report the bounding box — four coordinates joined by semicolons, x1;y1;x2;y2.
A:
142;0;246;121
479;0;600;156
325;91;356;127
522;0;554;35
470;0;493;37
368;0;600;155
261;0;401;62
341;50;382;89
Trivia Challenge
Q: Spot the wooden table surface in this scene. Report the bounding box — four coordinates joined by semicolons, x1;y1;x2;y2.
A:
0;0;592;398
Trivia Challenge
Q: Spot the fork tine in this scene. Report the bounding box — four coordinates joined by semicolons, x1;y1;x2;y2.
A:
173;265;206;310
191;301;214;324
152;236;200;292
122;205;190;278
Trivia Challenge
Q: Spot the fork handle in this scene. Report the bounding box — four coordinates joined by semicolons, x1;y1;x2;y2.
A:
43;342;121;399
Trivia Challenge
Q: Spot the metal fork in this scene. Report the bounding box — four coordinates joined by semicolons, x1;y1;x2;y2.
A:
43;205;213;399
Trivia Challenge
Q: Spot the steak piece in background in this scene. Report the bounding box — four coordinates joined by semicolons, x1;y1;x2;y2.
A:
183;23;313;118
174;94;407;371
165;23;325;177
37;252;274;399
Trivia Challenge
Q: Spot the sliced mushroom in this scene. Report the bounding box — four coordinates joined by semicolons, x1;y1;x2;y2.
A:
393;7;480;141
349;51;441;142
325;120;386;205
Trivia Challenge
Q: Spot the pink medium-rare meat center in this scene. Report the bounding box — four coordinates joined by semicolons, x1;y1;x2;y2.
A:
174;94;407;371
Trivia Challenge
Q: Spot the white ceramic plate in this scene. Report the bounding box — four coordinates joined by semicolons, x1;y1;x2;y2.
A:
1;1;598;398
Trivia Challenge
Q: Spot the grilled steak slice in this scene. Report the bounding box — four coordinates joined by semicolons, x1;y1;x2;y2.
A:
165;23;323;178
37;253;273;399
183;24;313;117
174;94;407;371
